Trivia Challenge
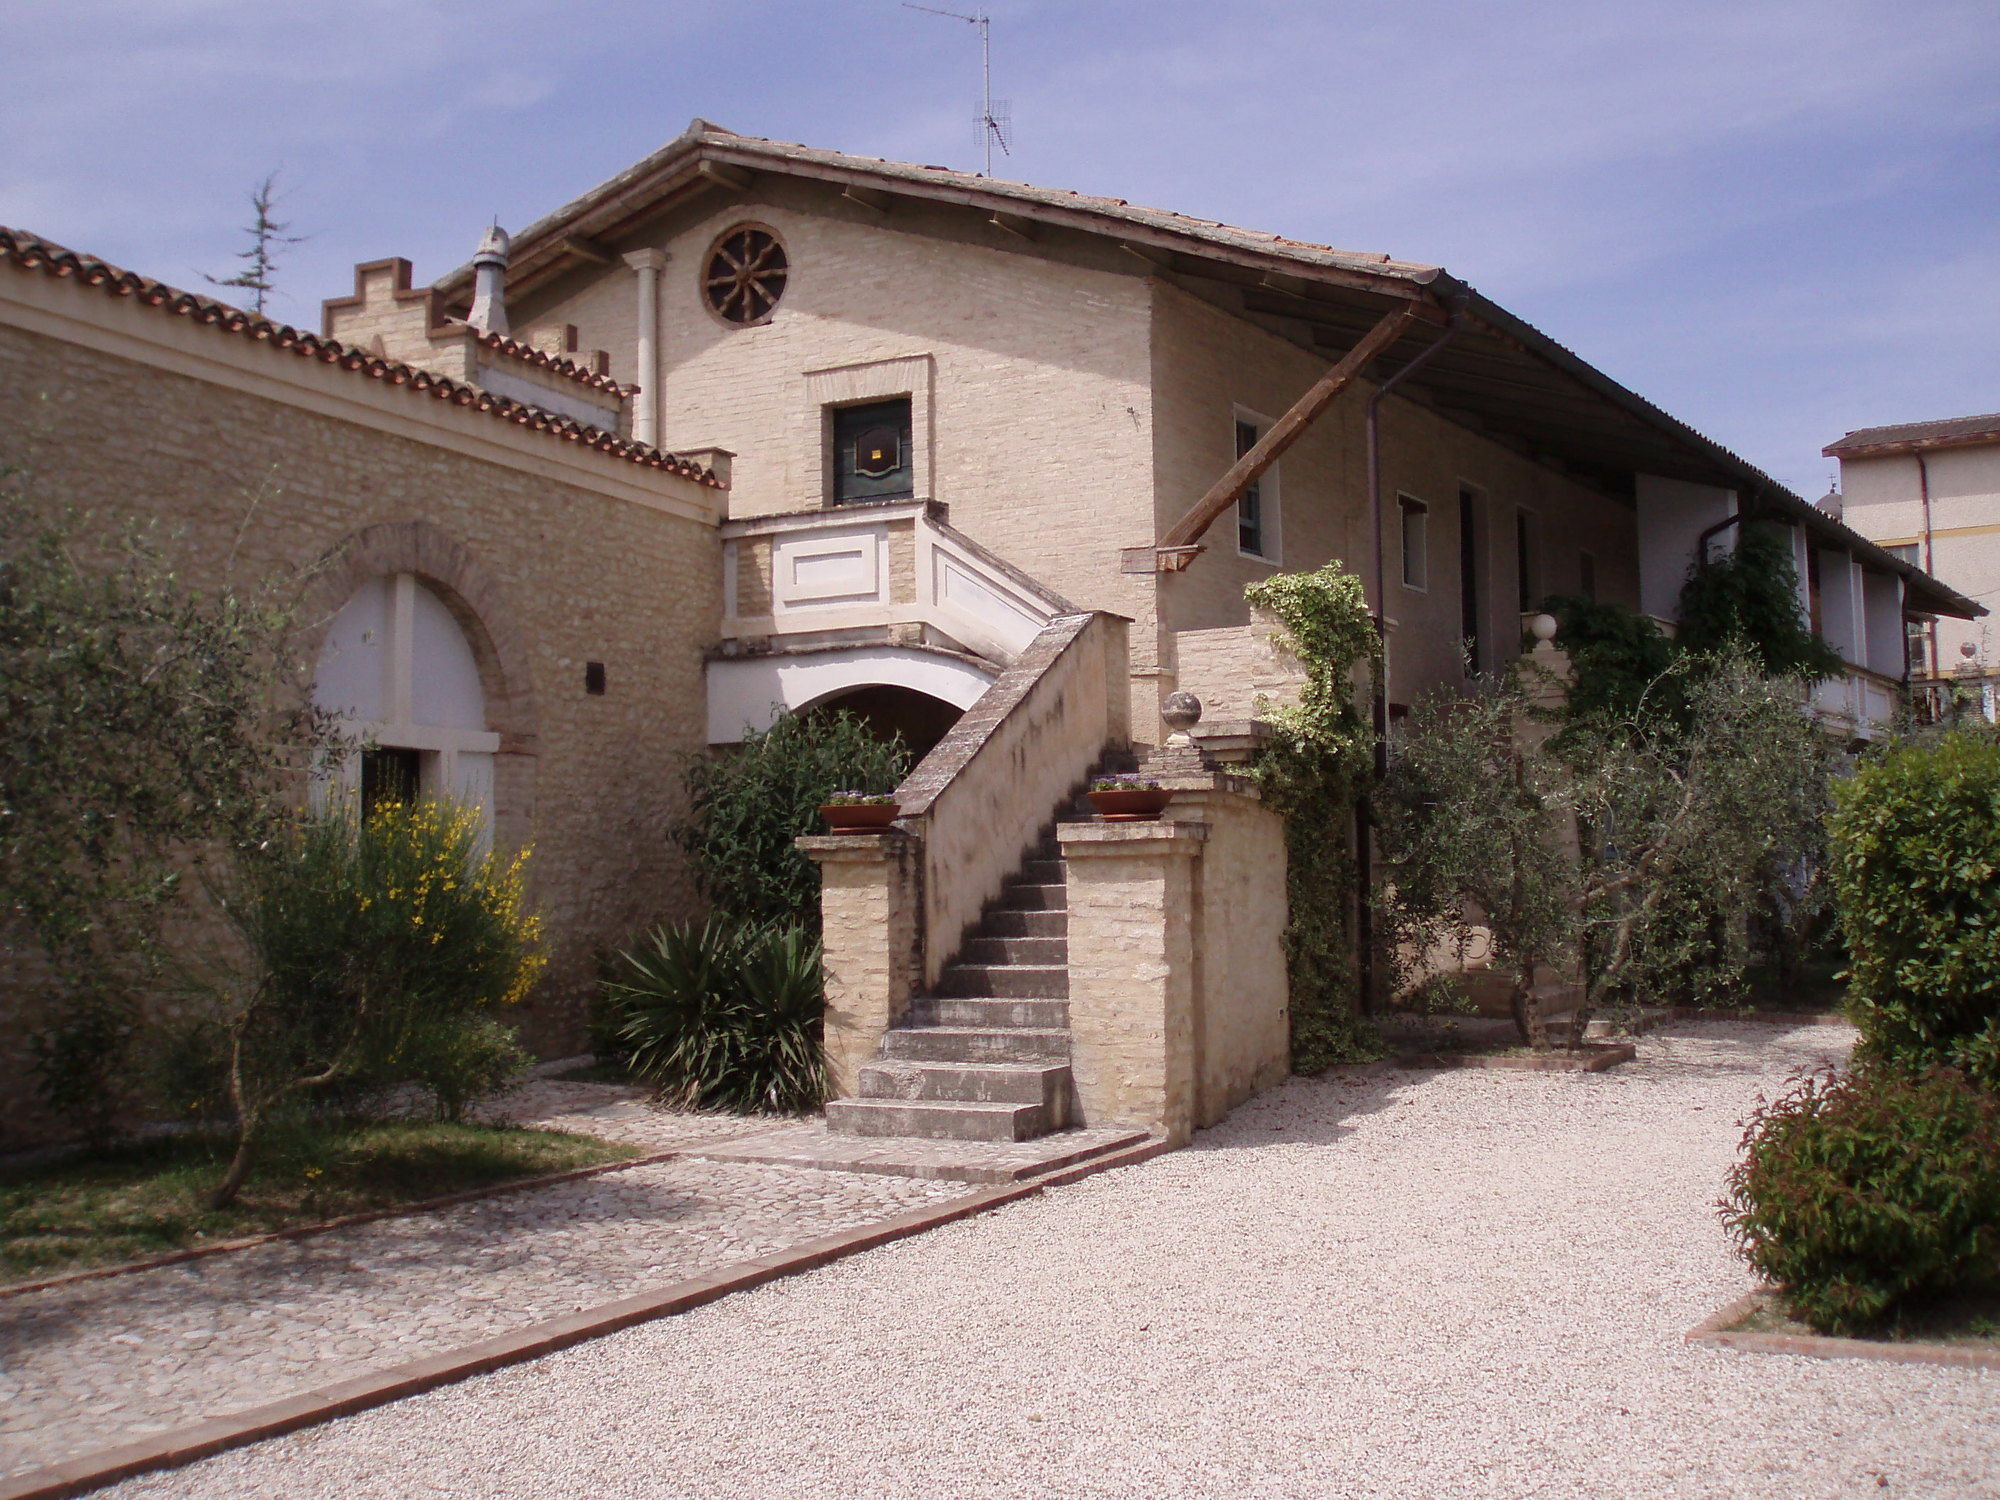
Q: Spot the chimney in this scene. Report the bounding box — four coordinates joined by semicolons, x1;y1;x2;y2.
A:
467;225;511;336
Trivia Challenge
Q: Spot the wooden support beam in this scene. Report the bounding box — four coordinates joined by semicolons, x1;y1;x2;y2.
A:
1156;303;1425;557
989;211;1037;241
1120;241;1178;272
698;161;754;192
560;234;614;265
843;185;893;213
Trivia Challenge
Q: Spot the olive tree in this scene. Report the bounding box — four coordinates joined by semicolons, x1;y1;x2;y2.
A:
0;476;327;1138
1378;653;1834;1044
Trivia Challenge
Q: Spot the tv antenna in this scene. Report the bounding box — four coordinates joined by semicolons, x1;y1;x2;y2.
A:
904;4;1011;175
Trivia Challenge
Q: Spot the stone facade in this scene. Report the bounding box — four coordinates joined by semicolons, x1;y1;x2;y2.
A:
1058;772;1289;1143
0;251;723;1143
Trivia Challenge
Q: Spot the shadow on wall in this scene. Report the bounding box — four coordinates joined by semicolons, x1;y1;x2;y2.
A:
802;683;964;763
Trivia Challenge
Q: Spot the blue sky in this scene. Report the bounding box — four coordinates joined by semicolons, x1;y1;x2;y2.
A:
5;0;1996;497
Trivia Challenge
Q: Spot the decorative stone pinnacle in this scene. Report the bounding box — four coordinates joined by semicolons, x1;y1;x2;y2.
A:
1161;690;1203;748
467;225;512;336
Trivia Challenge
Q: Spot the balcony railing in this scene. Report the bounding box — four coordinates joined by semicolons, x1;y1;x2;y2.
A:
1912;673;2000;727
719;499;1072;667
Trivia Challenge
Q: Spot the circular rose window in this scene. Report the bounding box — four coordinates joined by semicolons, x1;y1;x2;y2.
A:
703;225;788;325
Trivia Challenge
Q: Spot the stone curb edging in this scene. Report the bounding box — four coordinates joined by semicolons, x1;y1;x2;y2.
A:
1686;1290;2000;1372
1663;1008;1849;1027
0;1134;1172;1500
1392;1043;1636;1073
0;1144;696;1303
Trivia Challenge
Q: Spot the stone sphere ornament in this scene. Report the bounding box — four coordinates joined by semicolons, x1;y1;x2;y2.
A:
1530;613;1560;643
1161;690;1203;746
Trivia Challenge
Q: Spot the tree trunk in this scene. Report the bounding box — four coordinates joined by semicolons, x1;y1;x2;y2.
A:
208;1114;260;1209
1511;964;1549;1049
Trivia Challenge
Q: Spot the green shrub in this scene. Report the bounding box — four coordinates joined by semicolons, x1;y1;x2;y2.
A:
676;710;908;929
600;917;825;1113
1723;1065;2000;1334
210;799;545;1205
401;1014;532;1123
1830;733;2000;1087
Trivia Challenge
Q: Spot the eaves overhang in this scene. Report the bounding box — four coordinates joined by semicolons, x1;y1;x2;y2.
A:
436;123;1979;621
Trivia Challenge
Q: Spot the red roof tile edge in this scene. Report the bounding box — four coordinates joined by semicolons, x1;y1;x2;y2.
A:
467;326;633;397
0;227;720;489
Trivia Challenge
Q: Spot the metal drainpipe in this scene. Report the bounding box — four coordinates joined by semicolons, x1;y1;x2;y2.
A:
1357;293;1463;1016
1918;451;1938;677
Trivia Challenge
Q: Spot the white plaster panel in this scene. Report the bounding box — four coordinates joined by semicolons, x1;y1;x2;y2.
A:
1635;473;1736;619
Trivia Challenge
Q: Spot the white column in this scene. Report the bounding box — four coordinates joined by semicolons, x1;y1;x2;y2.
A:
622;248;667;447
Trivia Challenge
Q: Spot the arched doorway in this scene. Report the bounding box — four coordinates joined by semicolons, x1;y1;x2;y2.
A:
314;572;502;820
801;682;965;761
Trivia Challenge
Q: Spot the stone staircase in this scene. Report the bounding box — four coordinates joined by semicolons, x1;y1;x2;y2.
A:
826;826;1076;1142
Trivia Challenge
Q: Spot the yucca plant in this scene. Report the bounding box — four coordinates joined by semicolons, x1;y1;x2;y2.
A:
600;917;826;1113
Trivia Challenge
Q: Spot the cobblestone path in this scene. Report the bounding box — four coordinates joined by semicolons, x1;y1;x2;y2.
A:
0;1083;969;1481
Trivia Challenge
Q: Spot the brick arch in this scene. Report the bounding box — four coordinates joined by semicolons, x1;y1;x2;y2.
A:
304;521;538;851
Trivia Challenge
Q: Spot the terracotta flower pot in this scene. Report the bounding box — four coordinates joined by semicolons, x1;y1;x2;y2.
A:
820;802;900;833
1086;788;1173;822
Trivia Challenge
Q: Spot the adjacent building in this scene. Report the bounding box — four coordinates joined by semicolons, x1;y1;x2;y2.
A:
1826;412;2000;720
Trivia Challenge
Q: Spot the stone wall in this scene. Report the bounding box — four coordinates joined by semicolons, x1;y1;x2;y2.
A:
0;262;722;1143
1059;772;1290;1143
1147;278;1642;719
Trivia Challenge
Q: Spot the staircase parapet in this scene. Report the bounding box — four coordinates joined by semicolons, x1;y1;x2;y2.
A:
894;609;1130;987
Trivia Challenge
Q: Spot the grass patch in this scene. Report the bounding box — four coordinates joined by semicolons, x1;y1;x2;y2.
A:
0;1120;637;1286
1730;1287;2000;1348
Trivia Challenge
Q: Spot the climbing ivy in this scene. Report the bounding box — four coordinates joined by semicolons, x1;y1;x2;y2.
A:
1244;562;1387;1071
1543;519;1841;727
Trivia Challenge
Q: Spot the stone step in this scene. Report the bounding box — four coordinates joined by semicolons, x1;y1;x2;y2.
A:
825;1097;1053;1142
879;1026;1071;1063
908;996;1070;1029
1014;859;1065;886
961;934;1066;966
937;964;1069;1000
857;1060;1072;1112
990;882;1065;912
980;909;1066;940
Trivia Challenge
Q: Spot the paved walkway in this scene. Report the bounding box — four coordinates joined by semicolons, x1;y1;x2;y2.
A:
0;1082;969;1480
101;1021;2000;1500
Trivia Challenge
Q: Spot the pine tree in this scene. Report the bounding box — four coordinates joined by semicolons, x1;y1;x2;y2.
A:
205;171;304;316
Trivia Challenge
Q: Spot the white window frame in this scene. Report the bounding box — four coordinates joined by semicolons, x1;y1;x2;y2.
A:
1232;405;1282;564
1399;493;1429;591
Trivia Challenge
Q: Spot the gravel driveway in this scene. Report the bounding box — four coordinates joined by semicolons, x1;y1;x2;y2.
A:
109;1021;1999;1499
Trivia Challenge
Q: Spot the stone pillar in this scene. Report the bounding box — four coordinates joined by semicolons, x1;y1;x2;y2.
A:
621;248;667;447
1057;820;1206;1144
799;831;923;1099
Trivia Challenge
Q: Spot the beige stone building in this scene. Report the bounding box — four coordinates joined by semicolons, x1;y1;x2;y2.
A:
1825;412;2000;719
2;120;1980;1147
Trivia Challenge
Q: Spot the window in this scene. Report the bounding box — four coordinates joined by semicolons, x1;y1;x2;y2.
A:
1515;509;1538;611
1399;495;1428;590
831;398;914;504
703;224;788;325
1578;550;1597;603
1458;487;1482;675
360;746;421;822
313;573;501;824
1234;416;1278;560
1886;543;1919;566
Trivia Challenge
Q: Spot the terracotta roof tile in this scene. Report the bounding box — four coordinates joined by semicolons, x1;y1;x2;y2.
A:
1825;411;2000;457
0;227;720;487
468;327;633;397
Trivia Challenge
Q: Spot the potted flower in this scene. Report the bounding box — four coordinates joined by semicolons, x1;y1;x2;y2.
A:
819;790;901;833
1086;774;1172;822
